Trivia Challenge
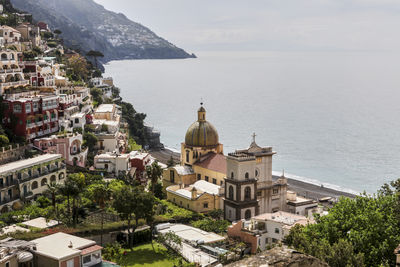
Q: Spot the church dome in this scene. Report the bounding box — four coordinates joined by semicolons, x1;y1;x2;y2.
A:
185;105;219;147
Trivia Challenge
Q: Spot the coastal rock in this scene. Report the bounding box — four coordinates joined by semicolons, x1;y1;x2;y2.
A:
225;246;329;267
10;0;195;62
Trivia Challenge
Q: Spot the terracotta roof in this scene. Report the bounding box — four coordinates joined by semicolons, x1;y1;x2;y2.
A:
194;153;226;174
81;245;103;255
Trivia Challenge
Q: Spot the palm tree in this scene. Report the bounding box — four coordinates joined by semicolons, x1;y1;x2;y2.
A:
45;181;59;217
88;183;112;246
146;161;163;195
58;178;80;225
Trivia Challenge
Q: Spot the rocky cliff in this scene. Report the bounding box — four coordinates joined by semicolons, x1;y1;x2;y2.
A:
10;0;195;62
225;246;330;267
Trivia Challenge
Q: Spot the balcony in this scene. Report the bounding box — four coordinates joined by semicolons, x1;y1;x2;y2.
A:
0;80;29;90
37;131;44;136
36;121;43;126
28;133;36;139
26;123;35;129
20;167;64;183
0;68;22;74
51;126;59;133
43;129;50;135
0;195;20;206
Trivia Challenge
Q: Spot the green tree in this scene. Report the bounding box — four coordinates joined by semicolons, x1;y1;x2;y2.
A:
285;191;400;267
146;161;163;195
86;50;104;69
87;182;112;246
167;155;175;167
83;132;98;151
112;185;155;248
45;181;59;217
0;135;9;147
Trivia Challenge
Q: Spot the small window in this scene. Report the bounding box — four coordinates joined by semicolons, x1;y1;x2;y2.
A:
203;202;208;208
245;172;249;179
245;209;251;219
220;180;223;185
273;188;279;195
257;190;262;197
272;238;278;243
13;103;22;113
205;176;209;182
228;186;234;200
255;169;259;177
265;238;268;244
83;255;91;264
275;228;279;234
197;174;201;181
75;118;79;124
244;186;251;200
231;172;234;179
187;203;189;209
170;170;175;183
5;262;10;267
180;201;182;206
66;259;74;267
212;178;216;184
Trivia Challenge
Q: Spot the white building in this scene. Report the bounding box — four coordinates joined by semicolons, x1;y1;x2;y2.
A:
227;211;314;253
32;232;105;267
94;152;130;176
70;112;86;129
224;136;288;221
286;191;319;216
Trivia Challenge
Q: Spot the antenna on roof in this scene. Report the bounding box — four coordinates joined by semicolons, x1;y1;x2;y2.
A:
252;132;256;143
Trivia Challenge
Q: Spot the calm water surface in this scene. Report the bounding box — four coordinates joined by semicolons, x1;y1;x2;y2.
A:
103;51;400;193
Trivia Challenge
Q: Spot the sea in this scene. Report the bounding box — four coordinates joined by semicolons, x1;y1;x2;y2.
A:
103;51;400;194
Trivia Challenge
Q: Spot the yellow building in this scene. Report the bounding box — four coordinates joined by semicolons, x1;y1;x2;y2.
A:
163;104;227;212
166;180;223;213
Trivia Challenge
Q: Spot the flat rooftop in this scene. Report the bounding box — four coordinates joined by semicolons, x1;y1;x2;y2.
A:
21;217;59;229
95;104;115;113
32;232;96;260
252;211;310;226
0;154;62;175
157;223;225;244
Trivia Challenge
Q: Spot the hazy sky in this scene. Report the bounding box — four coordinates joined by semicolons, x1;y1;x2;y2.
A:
94;0;400;53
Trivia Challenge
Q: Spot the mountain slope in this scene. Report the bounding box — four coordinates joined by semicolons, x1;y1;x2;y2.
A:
10;0;195;61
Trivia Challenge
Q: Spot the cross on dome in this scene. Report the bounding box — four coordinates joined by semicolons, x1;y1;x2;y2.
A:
252;132;257;143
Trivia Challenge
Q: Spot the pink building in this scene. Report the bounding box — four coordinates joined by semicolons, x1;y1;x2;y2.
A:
33;133;88;167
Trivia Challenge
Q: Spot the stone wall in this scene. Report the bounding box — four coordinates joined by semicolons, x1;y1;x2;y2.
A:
0;144;27;165
225;246;329;267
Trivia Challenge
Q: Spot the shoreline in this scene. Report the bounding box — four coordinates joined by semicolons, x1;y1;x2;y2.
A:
150;148;357;201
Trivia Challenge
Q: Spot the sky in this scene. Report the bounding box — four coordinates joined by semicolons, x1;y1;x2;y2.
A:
94;0;400;53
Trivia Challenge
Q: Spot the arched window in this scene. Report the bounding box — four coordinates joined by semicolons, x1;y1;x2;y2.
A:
31;181;38;190
59;173;65;179
244;186;251;200
231;172;234;179
41;178;47;186
245;209;251;220
229;185;234;200
50;175;56;183
245;172;249;179
186;150;190;163
255;169;259;177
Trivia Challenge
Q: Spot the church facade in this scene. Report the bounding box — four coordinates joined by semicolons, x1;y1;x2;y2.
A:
224;137;287;221
163;104;226;212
